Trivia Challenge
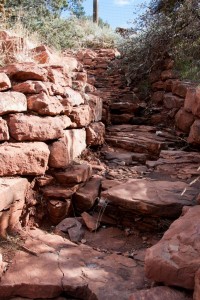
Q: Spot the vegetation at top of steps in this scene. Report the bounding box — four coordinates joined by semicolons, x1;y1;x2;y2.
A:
119;0;200;84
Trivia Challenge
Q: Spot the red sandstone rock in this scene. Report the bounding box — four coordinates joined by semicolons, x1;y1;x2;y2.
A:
86;122;105;146
73;177;101;211
8;114;71;141
164;79;179;92
192;86;200;117
145;206;200;289
56;217;84;242
54;164;92;184
0;91;27;115
172;81;191;98
32;45;54;64
184;87;196;113
149;71;161;83
129;286;191;300
161;70;177;81
1;63;48;81
69;105;92;127
163;93;184;109
188;119;200;144
110;102;139;114
72;80;86;92
0;117;9;140
151;91;164;104
49;129;86;168
0;178;28;212
0;73;11;91
63;87;84;106
27;92;64;115
81;212;100;231
0;142;50;176
47;199;71;224
13;80;48;94
152;81;165;91
111;113;133;124
87;93;102;121
102;179;197;218
175;108;195;133
194;269;200;300
42;186;75;199
47;66;72;87
101;179;122;191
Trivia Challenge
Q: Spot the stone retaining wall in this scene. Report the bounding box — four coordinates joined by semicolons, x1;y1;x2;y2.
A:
0;45;105;233
150;63;200;145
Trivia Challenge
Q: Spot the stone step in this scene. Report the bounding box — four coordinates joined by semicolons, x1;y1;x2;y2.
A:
106;125;177;156
101;179;199;218
0;228;146;300
146;150;200;180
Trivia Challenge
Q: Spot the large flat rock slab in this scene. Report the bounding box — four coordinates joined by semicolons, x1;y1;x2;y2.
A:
0;228;146;299
145;206;200;289
101;179;198;218
0;178;28;211
0;142;50;176
106;125;177;156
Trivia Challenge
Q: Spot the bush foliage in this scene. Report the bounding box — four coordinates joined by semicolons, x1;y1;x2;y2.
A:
120;0;200;83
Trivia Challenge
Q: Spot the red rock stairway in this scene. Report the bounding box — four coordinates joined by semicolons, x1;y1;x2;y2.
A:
0;47;199;300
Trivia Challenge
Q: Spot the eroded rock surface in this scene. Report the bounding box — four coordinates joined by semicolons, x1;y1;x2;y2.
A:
145;206;200;289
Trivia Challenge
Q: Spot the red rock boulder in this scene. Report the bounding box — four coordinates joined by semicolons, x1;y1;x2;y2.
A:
0;91;27;115
8;114;71;141
86;122;105;146
0;142;50;176
145;206;200;289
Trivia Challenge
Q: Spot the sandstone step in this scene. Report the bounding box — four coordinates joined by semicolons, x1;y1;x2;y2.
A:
145;206;200;290
0;228;146;299
101;179;198;218
146;150;200;180
106;125;177;156
54;163;92;184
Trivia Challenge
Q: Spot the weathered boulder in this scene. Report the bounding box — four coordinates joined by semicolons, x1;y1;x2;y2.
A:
184;87;196;113
0;72;11;91
46;66;72;87
0;91;27;115
151;91;164;104
0;142;50;176
0;178;28;212
172;81;191;98
188;119;200;144
86;122;105;146
73;177;101;211
64;87;84;106
0;117;9;140
145;206;200;289
87;93;102;122
69;105;92;127
175;108;195;133
27;92;64;116
192;87;200;118
163;93;184;109
129;286;192;300
8;114;71;141
13;80;48;94
54;163;92;184
49;129;86;168
102;179;198;218
1;62;48;81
